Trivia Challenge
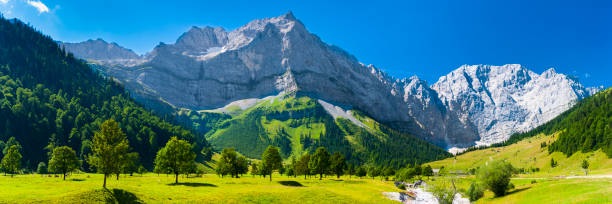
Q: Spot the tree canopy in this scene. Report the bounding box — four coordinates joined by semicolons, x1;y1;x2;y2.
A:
330;152;346;179
309;147;330;180
154;137;196;183
1;145;21;176
87;119;130;188
261;146;282;181
48;146;80;180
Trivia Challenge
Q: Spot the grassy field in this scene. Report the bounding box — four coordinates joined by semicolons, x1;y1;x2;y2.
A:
426;133;612;177
0;173;399;204
473;178;612;204
423;131;612;204
426;175;612;204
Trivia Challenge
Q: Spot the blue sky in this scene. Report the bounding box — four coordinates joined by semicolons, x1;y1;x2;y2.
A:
1;0;610;88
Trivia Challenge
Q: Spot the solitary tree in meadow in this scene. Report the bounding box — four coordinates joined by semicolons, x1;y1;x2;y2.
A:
154;137;196;184
477;160;514;197
330;152;346;179
1;145;21;177
48;146;80;180
582;159;589;176
261;146;282;181
87;119;130;188
309;147;330;180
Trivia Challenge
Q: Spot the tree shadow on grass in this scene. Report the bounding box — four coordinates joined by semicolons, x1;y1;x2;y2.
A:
167;182;218;187
69;178;85;181
278;181;305;187
104;188;144;204
505;187;531;196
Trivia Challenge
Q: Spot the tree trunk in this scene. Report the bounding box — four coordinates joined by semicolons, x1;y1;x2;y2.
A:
175;173;179;184
337;174;340;179
63;172;66;180
319;173;323;180
116;173;119;180
269;173;272;181
103;174;107;188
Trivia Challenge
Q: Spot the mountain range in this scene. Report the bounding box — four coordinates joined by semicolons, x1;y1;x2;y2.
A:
60;11;602;152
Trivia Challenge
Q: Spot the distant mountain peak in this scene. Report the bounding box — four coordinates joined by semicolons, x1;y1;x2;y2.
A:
283;11;296;20
60;39;141;64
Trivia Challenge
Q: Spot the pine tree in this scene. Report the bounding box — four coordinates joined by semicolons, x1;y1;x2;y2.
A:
261;146;282;181
330;152;346;179
309;147;330;180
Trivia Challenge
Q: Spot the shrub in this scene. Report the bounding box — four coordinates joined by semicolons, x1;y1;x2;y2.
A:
429;179;456;204
398;183;406;190
477;160;514;197
466;182;484;201
531;180;537;184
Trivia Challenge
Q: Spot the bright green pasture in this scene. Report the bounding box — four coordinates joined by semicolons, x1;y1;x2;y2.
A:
0;173;398;204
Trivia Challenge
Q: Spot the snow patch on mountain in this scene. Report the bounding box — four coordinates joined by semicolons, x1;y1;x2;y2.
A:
317;99;367;128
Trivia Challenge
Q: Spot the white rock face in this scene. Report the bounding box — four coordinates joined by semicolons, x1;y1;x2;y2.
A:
432;64;598;145
63;12;600;149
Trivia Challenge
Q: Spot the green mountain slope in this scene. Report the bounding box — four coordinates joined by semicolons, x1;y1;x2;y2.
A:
427;133;612;176
0;17;208;169
549;88;612;156
182;93;451;167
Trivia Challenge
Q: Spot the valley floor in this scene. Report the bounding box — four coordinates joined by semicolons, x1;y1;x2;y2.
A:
0;173;398;204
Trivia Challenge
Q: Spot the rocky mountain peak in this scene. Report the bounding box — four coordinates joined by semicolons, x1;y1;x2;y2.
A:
542;67;557;77
174;26;228;53
432;64;597;146
60;38;142;66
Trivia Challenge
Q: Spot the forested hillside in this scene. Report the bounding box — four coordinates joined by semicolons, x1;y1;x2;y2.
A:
0;16;208;170
190;94;451;168
549;88;612;156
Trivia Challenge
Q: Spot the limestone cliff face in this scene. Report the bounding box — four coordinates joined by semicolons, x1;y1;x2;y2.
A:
63;12;598;149
432;64;597;146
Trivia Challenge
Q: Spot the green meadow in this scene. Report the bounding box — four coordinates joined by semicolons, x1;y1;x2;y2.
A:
0;173;398;204
424;131;612;204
